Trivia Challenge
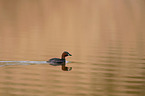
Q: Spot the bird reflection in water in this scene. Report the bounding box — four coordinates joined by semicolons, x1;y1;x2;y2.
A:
62;63;72;71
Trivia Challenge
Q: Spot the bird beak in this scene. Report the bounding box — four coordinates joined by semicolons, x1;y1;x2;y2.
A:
68;53;72;56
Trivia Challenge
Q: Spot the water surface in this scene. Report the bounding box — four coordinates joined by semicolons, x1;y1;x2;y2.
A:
0;0;145;96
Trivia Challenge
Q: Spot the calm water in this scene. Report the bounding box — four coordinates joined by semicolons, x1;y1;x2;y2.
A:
0;0;145;96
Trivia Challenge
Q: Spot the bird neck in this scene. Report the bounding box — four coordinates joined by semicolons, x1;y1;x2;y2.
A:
61;55;66;59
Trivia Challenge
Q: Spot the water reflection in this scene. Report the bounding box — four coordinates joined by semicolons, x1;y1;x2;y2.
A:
62;64;72;71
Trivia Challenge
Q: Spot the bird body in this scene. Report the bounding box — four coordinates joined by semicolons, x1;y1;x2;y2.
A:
47;51;71;66
47;51;72;71
47;58;65;66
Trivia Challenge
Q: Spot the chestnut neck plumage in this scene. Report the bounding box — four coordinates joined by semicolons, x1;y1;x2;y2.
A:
61;53;67;59
61;56;66;59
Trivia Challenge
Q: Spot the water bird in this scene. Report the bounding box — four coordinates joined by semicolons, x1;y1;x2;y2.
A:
47;51;72;71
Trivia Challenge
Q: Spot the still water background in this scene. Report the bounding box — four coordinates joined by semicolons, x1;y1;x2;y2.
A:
0;0;145;96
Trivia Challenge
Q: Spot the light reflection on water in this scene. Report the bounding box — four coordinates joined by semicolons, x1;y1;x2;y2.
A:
0;0;145;96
